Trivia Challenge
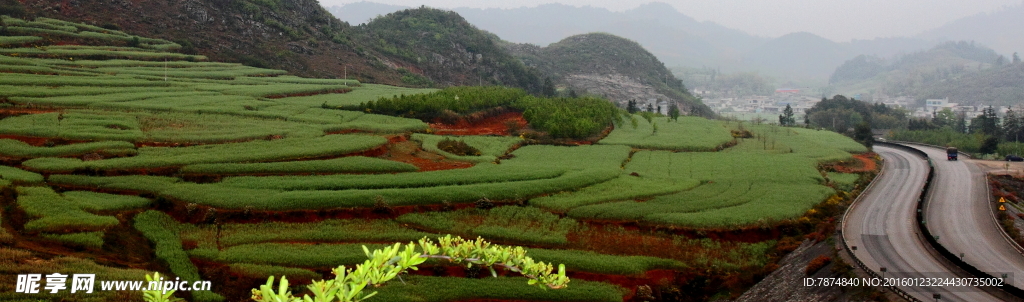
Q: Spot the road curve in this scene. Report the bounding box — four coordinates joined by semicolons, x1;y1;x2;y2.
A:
919;145;1024;288
844;145;999;301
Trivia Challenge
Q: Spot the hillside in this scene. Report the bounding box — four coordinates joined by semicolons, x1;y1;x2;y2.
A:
830;41;1022;105
0;16;877;302
505;33;712;116
4;0;541;92
360;7;541;91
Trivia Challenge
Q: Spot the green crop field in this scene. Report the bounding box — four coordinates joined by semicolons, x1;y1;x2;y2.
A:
0;17;876;302
600;115;735;151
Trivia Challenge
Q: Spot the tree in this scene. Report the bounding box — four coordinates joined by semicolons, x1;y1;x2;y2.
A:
568;89;578;98
932;108;956;128
646;103;654;113
1014;52;1021;65
541;77;556;97
970;106;1000;136
980;136;1000;154
778;104;795;126
996;55;1007;66
668;103;680;121
853;122;874;147
955;112;968;134
1005;108;1022;142
908;118;935;131
626;100;639;114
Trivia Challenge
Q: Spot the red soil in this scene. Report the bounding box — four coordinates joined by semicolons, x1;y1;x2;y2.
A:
832;152;878;173
0;107;62;116
430;112;527;136
381;136;475;172
0;134;90;146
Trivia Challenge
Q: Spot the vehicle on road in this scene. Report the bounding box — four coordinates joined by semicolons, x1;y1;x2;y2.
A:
947;147;958;161
1007;155;1024;162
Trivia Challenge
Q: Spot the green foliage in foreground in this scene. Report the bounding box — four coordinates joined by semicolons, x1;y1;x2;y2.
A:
23;135;388;172
0;139;137;158
0;165;44;184
411;133;521;163
599;115;734;151
250;236;572;302
179;157;418;175
133;211;225;302
16;186;120;232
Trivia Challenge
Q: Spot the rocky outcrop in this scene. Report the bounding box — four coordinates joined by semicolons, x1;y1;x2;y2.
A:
565;74;677;108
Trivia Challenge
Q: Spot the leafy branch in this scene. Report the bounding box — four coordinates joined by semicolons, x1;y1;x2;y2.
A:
250;235;570;302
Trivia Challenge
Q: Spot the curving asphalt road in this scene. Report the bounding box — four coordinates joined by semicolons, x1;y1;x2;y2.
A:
919;145;1024;288
844;145;1000;301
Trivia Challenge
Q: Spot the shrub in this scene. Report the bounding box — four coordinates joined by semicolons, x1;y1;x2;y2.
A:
42;232;105;248
514;96;620;139
805;255;832;275
0;165;44;183
437;138;481;156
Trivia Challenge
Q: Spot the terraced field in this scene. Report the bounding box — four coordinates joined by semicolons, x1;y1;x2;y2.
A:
0;16;874;302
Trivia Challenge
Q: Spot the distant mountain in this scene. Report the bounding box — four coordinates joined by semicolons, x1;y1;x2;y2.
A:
505;33;712;116
918;4;1024;56
830;41;1023;105
326;2;409;25
453;2;765;72
328;2;938;82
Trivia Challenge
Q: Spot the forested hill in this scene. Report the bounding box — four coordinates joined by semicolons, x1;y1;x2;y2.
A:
360;8;540;91
1;0;540;92
830;41;1023;106
505;33;712;116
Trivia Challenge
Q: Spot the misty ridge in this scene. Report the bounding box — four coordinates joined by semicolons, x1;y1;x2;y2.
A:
327;1;1023;92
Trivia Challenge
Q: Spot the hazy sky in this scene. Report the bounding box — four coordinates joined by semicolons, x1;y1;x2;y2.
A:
318;0;1024;41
